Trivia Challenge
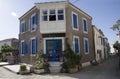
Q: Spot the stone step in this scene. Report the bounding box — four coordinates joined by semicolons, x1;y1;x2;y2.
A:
48;62;63;73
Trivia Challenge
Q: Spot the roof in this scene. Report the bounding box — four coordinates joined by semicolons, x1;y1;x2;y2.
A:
0;38;18;42
19;1;92;20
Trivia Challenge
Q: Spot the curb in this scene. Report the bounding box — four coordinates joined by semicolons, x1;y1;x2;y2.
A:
3;66;18;74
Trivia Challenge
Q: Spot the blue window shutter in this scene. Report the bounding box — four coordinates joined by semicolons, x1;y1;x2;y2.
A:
35;38;37;53
32;39;34;54
21;42;25;54
85;40;88;53
83;19;87;32
73;14;78;29
32;39;37;54
74;38;79;53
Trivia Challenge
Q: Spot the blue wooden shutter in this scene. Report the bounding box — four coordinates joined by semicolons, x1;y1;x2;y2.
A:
83;19;87;32
85;40;88;53
21;42;25;54
73;14;78;29
75;38;79;53
35;38;37;54
32;39;37;54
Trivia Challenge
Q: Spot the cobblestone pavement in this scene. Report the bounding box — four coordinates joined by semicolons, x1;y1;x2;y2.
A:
0;55;120;79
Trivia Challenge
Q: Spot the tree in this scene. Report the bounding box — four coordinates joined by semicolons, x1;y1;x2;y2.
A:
111;19;120;33
113;41;119;50
111;19;120;68
0;45;18;62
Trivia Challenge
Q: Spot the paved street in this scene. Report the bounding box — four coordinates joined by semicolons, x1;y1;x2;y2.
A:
0;55;120;79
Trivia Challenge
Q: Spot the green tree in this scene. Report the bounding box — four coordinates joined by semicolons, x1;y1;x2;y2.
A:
0;45;18;62
111;19;120;33
113;41;119;50
111;19;120;68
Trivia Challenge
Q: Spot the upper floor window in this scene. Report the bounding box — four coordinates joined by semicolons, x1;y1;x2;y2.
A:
84;38;89;54
49;9;56;21
20;20;26;33
21;40;25;55
42;10;48;21
72;12;78;30
58;9;64;20
42;9;64;21
31;38;37;54
83;18;88;33
73;36;80;53
31;13;38;31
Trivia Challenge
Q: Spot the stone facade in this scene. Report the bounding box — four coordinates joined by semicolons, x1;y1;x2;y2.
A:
19;1;95;64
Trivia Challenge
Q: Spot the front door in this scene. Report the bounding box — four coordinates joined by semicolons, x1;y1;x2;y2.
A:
46;39;62;61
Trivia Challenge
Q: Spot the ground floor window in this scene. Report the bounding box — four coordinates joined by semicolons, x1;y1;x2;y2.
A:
73;36;80;53
84;38;89;54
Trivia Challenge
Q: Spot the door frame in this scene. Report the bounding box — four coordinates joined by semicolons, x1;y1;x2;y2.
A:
44;37;64;56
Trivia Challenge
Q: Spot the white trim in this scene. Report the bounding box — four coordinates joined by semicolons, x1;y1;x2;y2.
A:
72;12;79;31
82;18;88;33
43;37;64;54
21;40;25;56
84;37;89;54
73;36;80;53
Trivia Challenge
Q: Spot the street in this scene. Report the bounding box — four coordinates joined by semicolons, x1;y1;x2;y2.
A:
0;55;120;79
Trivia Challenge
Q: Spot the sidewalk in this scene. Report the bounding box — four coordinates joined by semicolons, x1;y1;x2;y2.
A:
0;62;9;66
3;64;31;73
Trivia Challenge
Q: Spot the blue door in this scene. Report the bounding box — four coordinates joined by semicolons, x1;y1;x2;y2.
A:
46;39;62;61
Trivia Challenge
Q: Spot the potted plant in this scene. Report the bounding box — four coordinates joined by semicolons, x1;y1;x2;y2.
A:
33;52;50;74
19;64;30;75
61;38;82;73
34;61;45;74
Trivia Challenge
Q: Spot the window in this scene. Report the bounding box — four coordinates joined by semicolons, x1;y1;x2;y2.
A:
58;9;64;20
72;12;78;30
31;13;38;31
21;41;25;55
42;10;48;21
84;38;89;54
49;9;56;21
20;20;26;33
83;18;88;33
73;36;80;53
31;38;37;54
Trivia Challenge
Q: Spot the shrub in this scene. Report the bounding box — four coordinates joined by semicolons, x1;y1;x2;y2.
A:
20;65;26;71
35;61;44;69
43;62;50;73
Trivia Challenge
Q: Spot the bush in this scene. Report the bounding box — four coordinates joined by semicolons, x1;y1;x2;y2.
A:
43;62;50;73
35;61;44;69
20;65;26;71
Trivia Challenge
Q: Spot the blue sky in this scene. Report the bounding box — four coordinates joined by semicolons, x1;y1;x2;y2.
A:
0;0;120;44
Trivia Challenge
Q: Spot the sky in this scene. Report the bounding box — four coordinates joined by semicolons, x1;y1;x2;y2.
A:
0;0;120;44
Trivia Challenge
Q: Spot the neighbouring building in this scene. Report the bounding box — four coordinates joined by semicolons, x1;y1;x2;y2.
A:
19;1;95;72
0;38;19;63
110;44;117;55
93;25;110;63
93;25;102;63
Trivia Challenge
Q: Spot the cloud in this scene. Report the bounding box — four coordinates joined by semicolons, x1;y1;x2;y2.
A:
11;12;17;17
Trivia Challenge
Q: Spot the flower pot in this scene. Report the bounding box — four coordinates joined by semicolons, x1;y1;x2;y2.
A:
34;69;45;74
19;70;30;75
